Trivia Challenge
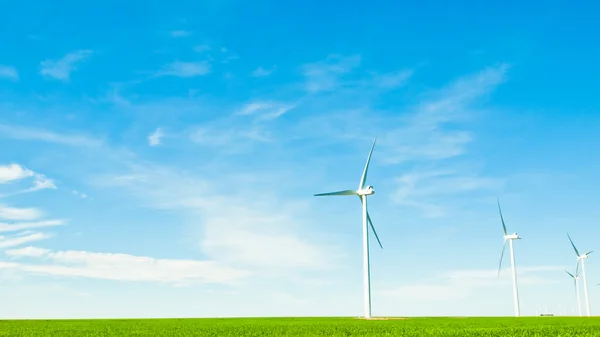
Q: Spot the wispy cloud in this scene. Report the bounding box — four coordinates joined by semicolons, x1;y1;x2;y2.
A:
185;100;296;149
200;203;338;271
392;169;504;217
236;101;296;121
148;128;164;147
0;162;61;251
0;220;66;232
0;124;102;147
4;246;249;285
0;164;34;184
189;124;271;150
251;66;275;77
88;159;342;274
376;64;509;216
170;30;191;38
158;61;211;77
0;232;51;249
5;246;48;257
380;64;509;164
71;190;88;199
0;65;19;81
301;54;361;93
40;49;93;81
20;175;56;194
219;47;239;64
9;122;339;276
0;205;44;221
289;62;509;217
381;265;563;302
0;164;56;196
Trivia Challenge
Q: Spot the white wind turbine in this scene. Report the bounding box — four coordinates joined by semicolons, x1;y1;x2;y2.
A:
496;199;521;317
314;138;383;319
567;233;593;317
565;268;582;317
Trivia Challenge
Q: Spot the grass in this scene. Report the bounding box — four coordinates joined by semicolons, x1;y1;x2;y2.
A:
1;317;600;336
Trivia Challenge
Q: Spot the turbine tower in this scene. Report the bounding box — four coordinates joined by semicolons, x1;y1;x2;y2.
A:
565;268;582;316
314;138;383;319
567;233;593;317
496;199;521;317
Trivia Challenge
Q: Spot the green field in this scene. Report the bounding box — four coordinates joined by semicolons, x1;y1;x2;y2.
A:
1;317;600;336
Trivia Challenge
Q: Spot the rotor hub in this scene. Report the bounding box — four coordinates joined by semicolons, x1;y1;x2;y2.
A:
357;185;375;196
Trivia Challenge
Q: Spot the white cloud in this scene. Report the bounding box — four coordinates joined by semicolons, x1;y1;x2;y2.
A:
5;247;249;285
0;220;66;232
0;232;51;249
0;65;19;81
189;124;271;149
158;61;211;77
0;163;56;197
382;265;563;302
90;163;341;274
200;204;337;270
236;101;295;121
251;66;274;77
392;169;503;217
0;124;101;147
40;49;93;81
282;62;508;218
31;176;56;190
0;261;18;269
380;64;509;164
5;246;49;257
148;128;164;147
71;190;88;199
0;204;43;221
170;30;191;38
302;54;361;93
0;164;34;183
371;64;509;216
219;47;239;64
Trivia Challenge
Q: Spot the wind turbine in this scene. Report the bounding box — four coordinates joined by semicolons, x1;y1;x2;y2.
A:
496;199;521;317
567;233;593;317
565;268;582;316
313;138;383;319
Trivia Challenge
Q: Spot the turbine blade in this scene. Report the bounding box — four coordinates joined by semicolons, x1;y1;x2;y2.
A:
586;250;593;256
497;199;508;236
358;138;377;190
497;239;507;277
314;190;357;197
367;211;383;249
576;260;581;277
567;233;580;257
566;270;579;290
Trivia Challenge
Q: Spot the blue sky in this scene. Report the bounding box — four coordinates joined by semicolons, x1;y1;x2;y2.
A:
1;0;600;318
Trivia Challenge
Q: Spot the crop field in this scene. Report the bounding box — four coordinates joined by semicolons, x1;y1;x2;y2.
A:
1;317;600;336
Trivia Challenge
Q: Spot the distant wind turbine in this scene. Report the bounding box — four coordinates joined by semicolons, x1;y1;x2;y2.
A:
496;199;521;317
567;233;593;317
314;138;383;319
565;268;582;317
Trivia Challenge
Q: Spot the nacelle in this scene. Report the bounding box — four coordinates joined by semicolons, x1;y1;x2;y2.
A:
357;186;375;196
